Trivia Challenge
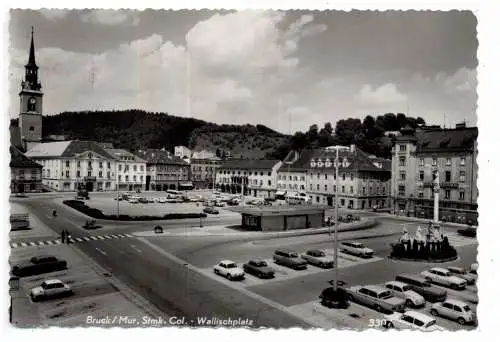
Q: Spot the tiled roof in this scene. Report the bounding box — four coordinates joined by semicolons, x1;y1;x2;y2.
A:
220;159;280;170
135;149;188;166
105;149;147;163
308;146;390;173
414;127;478;153
25;140;118;160
278;149;315;172
10;145;42;168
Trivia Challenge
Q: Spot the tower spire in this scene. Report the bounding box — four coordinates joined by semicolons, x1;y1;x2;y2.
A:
28;26;37;67
23;26;41;91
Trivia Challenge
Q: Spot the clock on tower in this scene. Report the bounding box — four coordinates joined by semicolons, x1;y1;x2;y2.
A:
19;27;43;151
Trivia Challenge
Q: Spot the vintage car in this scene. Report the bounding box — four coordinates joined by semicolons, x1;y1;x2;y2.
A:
301;250;334;268
30;279;73;302
430;298;476;325
273;248;308;270
384;281;425;308
384;311;444;331
340;241;374;258
447;266;476;285
421;268;467;290
213;260;245;281
345;285;406;313
242;260;275;278
11;255;68;277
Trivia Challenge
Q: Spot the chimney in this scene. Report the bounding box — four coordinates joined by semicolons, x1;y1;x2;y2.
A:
350;144;355;153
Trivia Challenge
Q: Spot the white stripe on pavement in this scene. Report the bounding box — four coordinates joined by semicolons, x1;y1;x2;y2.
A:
11;243;18;248
97;236;105;240
74;237;84;242
28;241;37;247
89;236;99;240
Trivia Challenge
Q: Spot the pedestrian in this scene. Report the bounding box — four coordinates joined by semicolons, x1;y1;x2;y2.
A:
61;229;66;243
65;230;71;244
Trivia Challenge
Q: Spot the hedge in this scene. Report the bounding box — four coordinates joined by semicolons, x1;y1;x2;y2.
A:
63;200;207;221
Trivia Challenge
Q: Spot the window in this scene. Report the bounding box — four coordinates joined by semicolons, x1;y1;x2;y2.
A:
300;185;305;190
98;171;102;178
88;161;92;168
399;156;406;167
65;160;70;167
459;191;465;200
432;158;437;166
77;170;81;177
340;199;345;206
419;158;424;166
459;171;466;183
140;175;143;181
350;173;354;181
77;161;81;168
317;173;320;180
446;158;451;166
445;171;451;182
134;165;137;172
325;174;328;180
65;170;69;178
133;175;137;181
419;171;424;181
140;165;144;171
294;176;298;181
99;161;103;168
324;185;328;191
317;184;320;191
107;171;110;179
418;191;423;198
87;170;92;177
125;175;129;182
334;185;337;192
399;144;407;152
260;172;264;176
107;162;111;168
342;186;345;193
310;184;313;191
399;171;406;181
382;187;386;195
267;180;271;186
362;187;366;194
350;186;353;194
442;302;453;310
125;165;129;172
259;180;263;186
342;173;346;181
445;189;451;200
301;176;305;181
398;185;405;197
460;157;466;166
268;172;271;176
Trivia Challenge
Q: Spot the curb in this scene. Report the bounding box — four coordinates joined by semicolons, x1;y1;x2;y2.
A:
388;255;459;263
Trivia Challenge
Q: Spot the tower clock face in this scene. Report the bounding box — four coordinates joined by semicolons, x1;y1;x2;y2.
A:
29;98;36;104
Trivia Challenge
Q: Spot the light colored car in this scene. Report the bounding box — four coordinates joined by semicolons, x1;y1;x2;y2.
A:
158;197;167;203
128;198;139;204
30;279;73;302
430;298;476;325
447;266;476;285
384;311;444;331
470;262;478;275
301;250;334;268
421;267;467;290
213;260;245;280
384;281;425;308
340;241;374;258
345;285;406;313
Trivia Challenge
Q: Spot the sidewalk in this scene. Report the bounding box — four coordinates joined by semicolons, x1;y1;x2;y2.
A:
133;218;377;238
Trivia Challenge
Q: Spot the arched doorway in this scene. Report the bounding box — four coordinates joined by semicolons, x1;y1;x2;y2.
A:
163;184;168;191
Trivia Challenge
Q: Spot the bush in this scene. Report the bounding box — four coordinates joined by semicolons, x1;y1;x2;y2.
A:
63;200;208;221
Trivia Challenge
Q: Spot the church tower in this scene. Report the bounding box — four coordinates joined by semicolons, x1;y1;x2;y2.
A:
19;27;43;151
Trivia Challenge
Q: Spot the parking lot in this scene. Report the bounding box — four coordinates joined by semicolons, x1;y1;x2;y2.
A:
9;242;148;326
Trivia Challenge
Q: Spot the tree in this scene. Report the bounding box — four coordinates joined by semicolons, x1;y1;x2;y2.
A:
324;122;333;134
216;148;221;158
306;124;319;144
416;117;426;126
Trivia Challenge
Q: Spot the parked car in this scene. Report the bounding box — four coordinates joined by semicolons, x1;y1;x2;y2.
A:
301;250;334;268
421;267;467;290
395;274;447;302
128;198;139;204
158;197;167;203
30;279;73;302
345;285;406;313
340;241;374;258
384;311;444;331
213;260;245;280
273;248;308;270
214;201;225;207
457;227;477;238
319;286;350;309
11;255;68;277
447;266;476;285
470;262;478;275
243;260;275;278
384;281;425;308
203;206;219;215
138;197;149;204
430;298;476;325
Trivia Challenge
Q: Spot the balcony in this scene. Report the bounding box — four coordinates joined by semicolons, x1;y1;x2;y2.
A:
423;182;459;189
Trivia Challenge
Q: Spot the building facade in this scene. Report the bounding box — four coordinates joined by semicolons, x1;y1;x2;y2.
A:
216;159;282;198
10;145;43;193
25;141;118;192
135;149;191;191
306;145;391;209
190;157;222;189
19;28;43;152
277;150;314;195
105;149;147;191
174;146;192;160
391;124;478;224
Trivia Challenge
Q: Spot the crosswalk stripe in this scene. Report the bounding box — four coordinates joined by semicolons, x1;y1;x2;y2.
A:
125;234;134;238
82;237;91;241
89;236;99;240
28;241;37;247
97;236;105;240
11;243;18;248
53;240;62;245
38;241;47;245
74;237;83;242
10;232;134;249
108;235;119;239
46;240;54;245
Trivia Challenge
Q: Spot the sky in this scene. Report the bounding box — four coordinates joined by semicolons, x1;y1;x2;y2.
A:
8;9;478;133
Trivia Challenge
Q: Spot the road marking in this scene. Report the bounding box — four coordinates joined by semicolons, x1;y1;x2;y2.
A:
95;247;108;256
28;241;37;246
20;242;28;247
74;237;84;242
125;234;134;238
89;236;99;241
82;237;91;241
137;237;321;328
130;244;143;253
54;240;62;245
11;242;19;248
97;236;105;240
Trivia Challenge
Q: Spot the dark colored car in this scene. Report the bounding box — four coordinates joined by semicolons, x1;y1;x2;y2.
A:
203;206;219;214
273;248;308;270
395;274;447;303
319;286;350;309
11;255;68;277
243;260;275;278
457;227;477;238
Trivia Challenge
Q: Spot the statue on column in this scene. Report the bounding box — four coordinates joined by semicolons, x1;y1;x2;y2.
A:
415;226;425;242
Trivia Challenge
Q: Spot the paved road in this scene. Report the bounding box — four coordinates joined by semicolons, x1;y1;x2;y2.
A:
12;198;309;328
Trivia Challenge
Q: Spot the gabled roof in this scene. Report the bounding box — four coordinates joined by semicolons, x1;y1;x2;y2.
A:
278;149;315;172
10;145;42;168
135;149;188;166
309;146;390;173
219;159;280;170
25;140;118;160
105;148;147;163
